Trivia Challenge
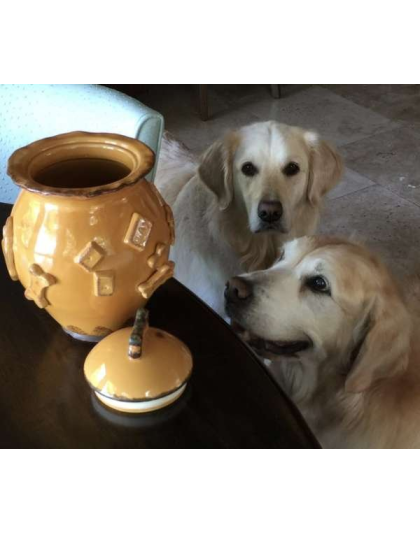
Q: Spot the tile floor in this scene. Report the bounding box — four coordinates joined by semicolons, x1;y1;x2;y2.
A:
140;85;420;280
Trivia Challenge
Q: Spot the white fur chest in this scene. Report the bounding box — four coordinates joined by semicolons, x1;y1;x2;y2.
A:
170;178;243;315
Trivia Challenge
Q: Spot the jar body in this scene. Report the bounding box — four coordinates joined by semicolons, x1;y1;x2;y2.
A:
2;132;174;340
11;182;173;337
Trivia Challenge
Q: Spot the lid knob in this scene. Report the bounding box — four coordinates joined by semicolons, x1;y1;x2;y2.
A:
128;307;149;359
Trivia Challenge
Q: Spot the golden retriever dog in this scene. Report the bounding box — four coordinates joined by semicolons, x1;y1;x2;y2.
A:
155;121;342;315
225;236;420;448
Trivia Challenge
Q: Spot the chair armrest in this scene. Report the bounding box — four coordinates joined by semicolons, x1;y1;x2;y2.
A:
0;84;164;203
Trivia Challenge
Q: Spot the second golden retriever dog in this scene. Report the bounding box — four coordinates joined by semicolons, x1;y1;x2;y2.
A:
155;121;342;315
225;236;420;448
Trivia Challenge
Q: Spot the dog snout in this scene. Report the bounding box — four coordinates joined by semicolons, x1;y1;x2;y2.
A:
224;277;253;304
258;200;283;223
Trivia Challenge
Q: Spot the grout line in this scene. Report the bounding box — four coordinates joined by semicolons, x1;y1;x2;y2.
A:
336;120;402;149
386;190;420;209
328;182;420;210
328;183;374;201
327;184;377;202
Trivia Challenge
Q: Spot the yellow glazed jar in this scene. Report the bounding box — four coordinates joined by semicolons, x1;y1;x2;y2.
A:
2;132;175;342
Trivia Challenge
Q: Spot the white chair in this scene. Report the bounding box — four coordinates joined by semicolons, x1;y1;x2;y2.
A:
0;84;164;203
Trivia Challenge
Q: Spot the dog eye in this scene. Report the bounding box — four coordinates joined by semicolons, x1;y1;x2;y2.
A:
241;162;258;177
283;162;300;177
276;248;285;263
306;275;330;294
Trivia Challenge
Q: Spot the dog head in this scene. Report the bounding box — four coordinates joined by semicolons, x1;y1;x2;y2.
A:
198;121;343;235
225;236;412;404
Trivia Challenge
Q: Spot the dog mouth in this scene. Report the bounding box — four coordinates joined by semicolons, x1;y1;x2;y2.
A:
231;321;312;359
254;223;287;234
249;337;311;358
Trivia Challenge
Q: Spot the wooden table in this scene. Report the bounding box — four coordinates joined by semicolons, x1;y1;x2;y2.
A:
0;202;318;448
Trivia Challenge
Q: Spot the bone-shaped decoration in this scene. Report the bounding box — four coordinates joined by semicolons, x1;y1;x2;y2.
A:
137;261;175;299
24;264;56;308
165;205;175;245
147;243;168;269
149;184;175;245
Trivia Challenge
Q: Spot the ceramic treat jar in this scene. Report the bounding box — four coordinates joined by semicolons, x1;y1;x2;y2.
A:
2;132;175;342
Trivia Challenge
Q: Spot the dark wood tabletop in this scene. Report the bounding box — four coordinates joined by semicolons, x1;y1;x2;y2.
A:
0;202;319;448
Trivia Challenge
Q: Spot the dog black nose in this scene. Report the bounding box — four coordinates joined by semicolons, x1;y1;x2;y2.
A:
258;200;283;222
225;277;253;303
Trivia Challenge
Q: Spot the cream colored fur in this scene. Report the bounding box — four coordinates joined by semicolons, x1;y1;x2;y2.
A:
155;121;342;315
228;236;420;448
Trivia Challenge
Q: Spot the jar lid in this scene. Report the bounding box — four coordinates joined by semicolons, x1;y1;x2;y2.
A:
84;309;193;413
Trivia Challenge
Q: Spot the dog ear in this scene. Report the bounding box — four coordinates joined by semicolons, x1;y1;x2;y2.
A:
198;132;238;210
306;134;343;205
345;293;411;394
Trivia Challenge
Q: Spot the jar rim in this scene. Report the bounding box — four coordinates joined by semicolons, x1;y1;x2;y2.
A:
7;131;155;198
